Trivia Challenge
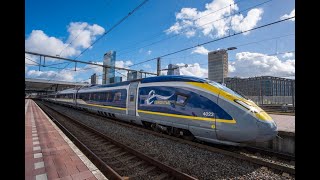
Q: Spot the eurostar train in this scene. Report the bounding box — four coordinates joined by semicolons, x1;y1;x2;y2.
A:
43;75;277;145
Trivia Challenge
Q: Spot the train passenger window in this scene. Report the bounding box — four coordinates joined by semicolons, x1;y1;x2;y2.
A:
176;94;188;106
103;92;106;101
114;92;121;101
106;92;112;102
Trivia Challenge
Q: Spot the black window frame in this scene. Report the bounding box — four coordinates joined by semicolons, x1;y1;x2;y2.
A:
175;93;189;106
113;91;122;102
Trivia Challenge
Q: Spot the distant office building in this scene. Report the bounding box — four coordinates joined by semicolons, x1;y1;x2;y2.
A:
167;64;180;75
127;71;142;81
102;51;116;84
208;49;228;83
225;76;295;96
110;76;122;83
90;73;98;85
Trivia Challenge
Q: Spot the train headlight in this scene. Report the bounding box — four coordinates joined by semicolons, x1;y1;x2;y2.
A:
234;100;258;113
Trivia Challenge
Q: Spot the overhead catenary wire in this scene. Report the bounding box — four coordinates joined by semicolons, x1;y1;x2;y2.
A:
165;50;296;69
159;33;294;63
25;56;40;65
73;0;150;61
116;0;245;54
116;70;127;77
117;0;272;58
58;22;91;57
128;16;295;68
39;0;149;82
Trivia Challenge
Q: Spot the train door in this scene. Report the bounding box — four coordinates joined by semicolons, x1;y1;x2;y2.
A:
73;91;77;105
128;81;139;116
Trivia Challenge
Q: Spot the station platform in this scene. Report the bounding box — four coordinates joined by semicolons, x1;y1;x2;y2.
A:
25;99;107;180
270;114;295;133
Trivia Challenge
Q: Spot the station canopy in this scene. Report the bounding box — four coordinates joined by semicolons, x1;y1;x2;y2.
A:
25;78;89;94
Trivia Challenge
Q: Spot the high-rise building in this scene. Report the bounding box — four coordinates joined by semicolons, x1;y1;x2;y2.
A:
102;51;116;84
167;64;180;75
208;49;228;83
127;71;142;81
110;76;122;83
90;73;98;85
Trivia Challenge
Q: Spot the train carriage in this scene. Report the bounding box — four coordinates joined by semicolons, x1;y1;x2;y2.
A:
43;75;277;145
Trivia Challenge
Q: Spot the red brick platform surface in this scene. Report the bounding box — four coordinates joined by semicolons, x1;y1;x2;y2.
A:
25;99;107;180
270;114;295;133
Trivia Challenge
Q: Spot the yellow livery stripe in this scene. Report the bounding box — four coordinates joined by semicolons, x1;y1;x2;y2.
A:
138;110;236;124
87;103;127;111
187;82;244;102
255;111;273;121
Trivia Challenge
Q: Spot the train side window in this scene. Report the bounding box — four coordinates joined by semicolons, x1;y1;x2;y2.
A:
107;92;112;102
114;92;121;101
176;94;188;106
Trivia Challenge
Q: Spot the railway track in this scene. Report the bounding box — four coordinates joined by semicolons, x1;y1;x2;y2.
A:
39;101;295;175
37;101;197;180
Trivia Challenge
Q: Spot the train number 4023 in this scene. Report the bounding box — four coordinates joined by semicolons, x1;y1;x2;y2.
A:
203;112;214;117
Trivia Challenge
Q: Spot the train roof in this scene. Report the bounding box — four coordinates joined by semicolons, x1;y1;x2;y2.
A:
140;75;207;83
60;75;207;92
87;75;206;88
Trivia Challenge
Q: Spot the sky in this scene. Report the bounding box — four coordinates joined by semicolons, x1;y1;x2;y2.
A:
25;0;295;83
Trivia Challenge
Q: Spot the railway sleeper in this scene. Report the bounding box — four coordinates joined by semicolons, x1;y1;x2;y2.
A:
106;147;122;154
110;151;126;157
127;161;146;169
154;173;170;180
118;155;136;163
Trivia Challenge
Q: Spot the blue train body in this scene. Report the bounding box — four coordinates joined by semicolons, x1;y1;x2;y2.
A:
43;75;278;145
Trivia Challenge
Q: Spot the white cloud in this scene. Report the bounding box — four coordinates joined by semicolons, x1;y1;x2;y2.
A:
166;0;263;38
280;9;295;21
115;60;133;68
67;22;105;49
147;50;152;55
25;30;79;58
282;52;294;58
229;52;295;77
176;63;208;78
83;61;103;74
25;22;105;58
115;60;133;81
231;8;263;35
27;69;75;81
143;64;151;69
176;8;198;20
192;46;209;55
25;54;38;65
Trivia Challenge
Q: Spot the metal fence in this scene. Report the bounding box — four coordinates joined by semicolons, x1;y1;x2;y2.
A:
225;76;295;109
246;96;295;105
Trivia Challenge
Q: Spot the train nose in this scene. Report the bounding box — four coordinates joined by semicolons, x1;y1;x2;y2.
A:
256;120;278;142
